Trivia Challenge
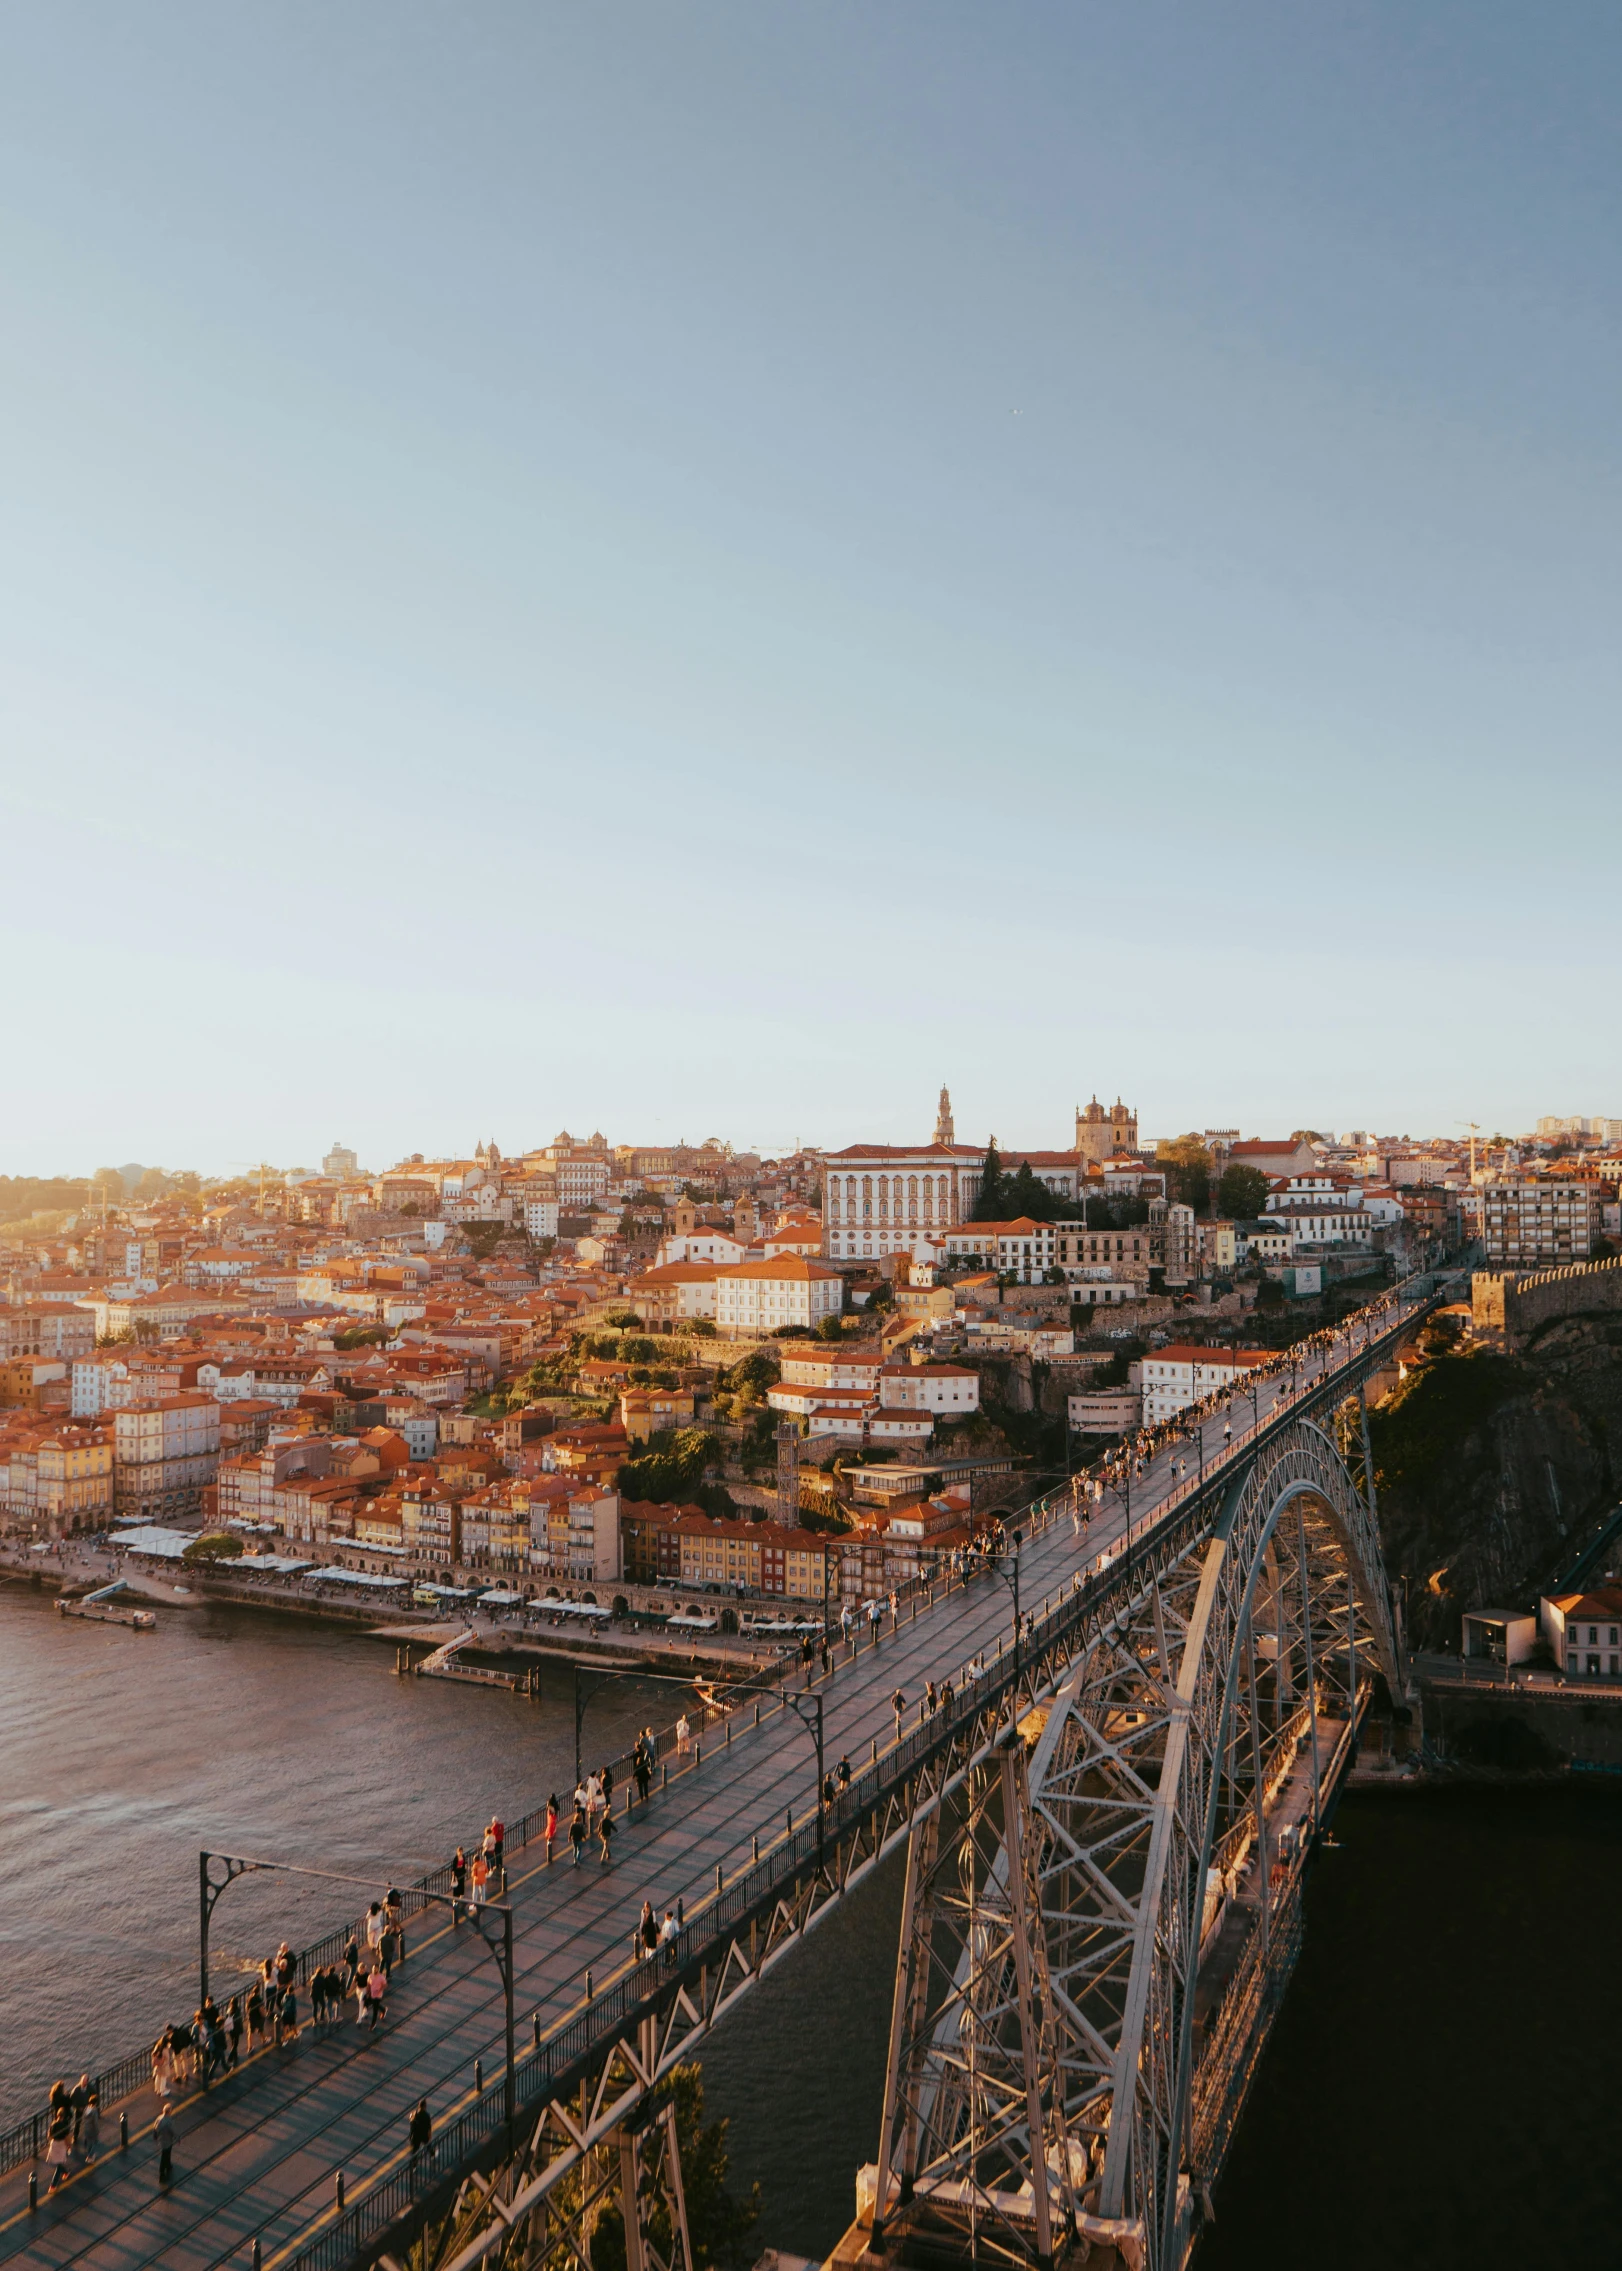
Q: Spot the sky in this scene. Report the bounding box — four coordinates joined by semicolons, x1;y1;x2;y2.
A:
2;3;1619;1175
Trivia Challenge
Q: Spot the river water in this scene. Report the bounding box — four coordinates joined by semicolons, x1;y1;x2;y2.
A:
2;1582;1617;2263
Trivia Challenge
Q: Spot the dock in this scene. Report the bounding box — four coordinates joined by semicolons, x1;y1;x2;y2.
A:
56;1580;156;1631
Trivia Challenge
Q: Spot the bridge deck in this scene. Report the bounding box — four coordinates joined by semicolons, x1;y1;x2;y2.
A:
0;1292;1434;2271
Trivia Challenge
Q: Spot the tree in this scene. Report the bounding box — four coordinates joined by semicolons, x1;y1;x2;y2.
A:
1217;1163;1271;1221
817;1312;845;1341
1290;1129;1327;1147
974;1138;1007;1220
1156;1135;1212;1215
182;1533;243;1564
588;2064;759;2271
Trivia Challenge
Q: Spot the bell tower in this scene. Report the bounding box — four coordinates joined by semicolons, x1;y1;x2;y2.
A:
934;1086;955;1147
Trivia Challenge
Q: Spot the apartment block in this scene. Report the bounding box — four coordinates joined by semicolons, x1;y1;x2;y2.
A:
1482;1182;1595;1266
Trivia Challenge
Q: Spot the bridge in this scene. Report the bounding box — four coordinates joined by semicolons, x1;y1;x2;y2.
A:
0;1278;1446;2271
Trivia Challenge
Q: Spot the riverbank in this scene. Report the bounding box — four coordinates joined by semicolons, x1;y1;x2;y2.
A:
0;1545;776;1675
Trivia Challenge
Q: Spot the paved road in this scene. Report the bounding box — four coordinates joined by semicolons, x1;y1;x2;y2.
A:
0;1290;1431;2271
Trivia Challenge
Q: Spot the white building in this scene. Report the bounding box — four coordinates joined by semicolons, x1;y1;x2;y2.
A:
1068;1389;1141;1435
713;1255;844;1335
822;1142;986;1262
1541;1587;1622;1680
524;1199;560;1240
1138;1346;1271;1426
776;1348;883;1393
877;1361;980;1414
941;1217;1074;1282
656;1229;747;1267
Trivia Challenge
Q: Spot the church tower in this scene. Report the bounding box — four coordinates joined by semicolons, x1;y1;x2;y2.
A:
934;1086;955;1147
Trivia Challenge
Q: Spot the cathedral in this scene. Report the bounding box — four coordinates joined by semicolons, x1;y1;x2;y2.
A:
1075;1095;1138;1165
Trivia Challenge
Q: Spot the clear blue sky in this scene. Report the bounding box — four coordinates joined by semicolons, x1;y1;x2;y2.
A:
3;4;1618;1174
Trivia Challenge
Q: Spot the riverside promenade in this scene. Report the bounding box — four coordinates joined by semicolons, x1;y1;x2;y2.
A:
0;1284;1436;2271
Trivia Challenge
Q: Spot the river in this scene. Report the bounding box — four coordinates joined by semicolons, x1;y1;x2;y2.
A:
2;1581;1617;2264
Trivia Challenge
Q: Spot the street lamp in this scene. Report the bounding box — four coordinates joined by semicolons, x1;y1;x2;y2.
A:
715;1679;827;1868
981;1527;1023;1686
198;1852;518;2130
571;1663;716;1790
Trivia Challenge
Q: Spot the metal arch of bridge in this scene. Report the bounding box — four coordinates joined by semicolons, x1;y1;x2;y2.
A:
868;1415;1404;2271
279;1302;1432;2271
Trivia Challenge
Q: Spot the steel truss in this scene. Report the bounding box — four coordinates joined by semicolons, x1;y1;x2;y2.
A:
282;1316;1426;2271
866;1419;1404;2271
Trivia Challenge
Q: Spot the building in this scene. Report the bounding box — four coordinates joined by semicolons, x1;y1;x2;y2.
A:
112;1394;221;1522
877;1361;980;1414
0;1424;114;1534
1461;1608;1538;1667
1541;1586;1622;1679
822;1140;987;1262
530;1484;621;1582
1074;1097;1138;1166
776;1346;883;1393
1261;1198;1371;1250
323;1142;360;1179
940;1218;1070;1282
1482;1182;1596;1266
1068;1390;1141;1436
1138;1347;1271;1426
618;1385;697;1441
628;1262;719;1329
0;1306;97;1362
713;1254;844;1335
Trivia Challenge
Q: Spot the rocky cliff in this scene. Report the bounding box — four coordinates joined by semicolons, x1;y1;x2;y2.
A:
1369;1314;1622;1647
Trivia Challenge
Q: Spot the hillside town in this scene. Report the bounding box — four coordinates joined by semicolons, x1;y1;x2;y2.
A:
2;1094;1618;1629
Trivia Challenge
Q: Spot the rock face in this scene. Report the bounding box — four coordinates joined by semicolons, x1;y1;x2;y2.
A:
1369;1318;1622;1648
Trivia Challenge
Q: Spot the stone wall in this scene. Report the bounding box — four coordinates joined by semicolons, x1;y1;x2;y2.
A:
1475;1258;1622;1348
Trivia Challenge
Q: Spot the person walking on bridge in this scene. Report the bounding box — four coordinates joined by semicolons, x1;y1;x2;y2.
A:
891;1687;906;1743
568;1802;588;1865
451;1845;468;1920
634;1740;652;1806
598;1804;616;1866
383;1885;404;1970
544;1795;559;1862
153;2102;174;2187
408;2096;433;2179
43;2101;72;2192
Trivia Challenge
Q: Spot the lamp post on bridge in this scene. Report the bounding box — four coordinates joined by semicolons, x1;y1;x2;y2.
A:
197;1852;518;2133
571;1663;721;1790
979;1525;1024;1690
713;1678;826;1869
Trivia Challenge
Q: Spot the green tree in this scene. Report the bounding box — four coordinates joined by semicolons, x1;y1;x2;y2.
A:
588;2064;759;2271
1217;1163;1271;1221
182;1532;243;1563
1156;1134;1212;1215
817;1311;845;1341
974;1138;1008;1220
724;1352;781;1398
618;1428;722;1503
